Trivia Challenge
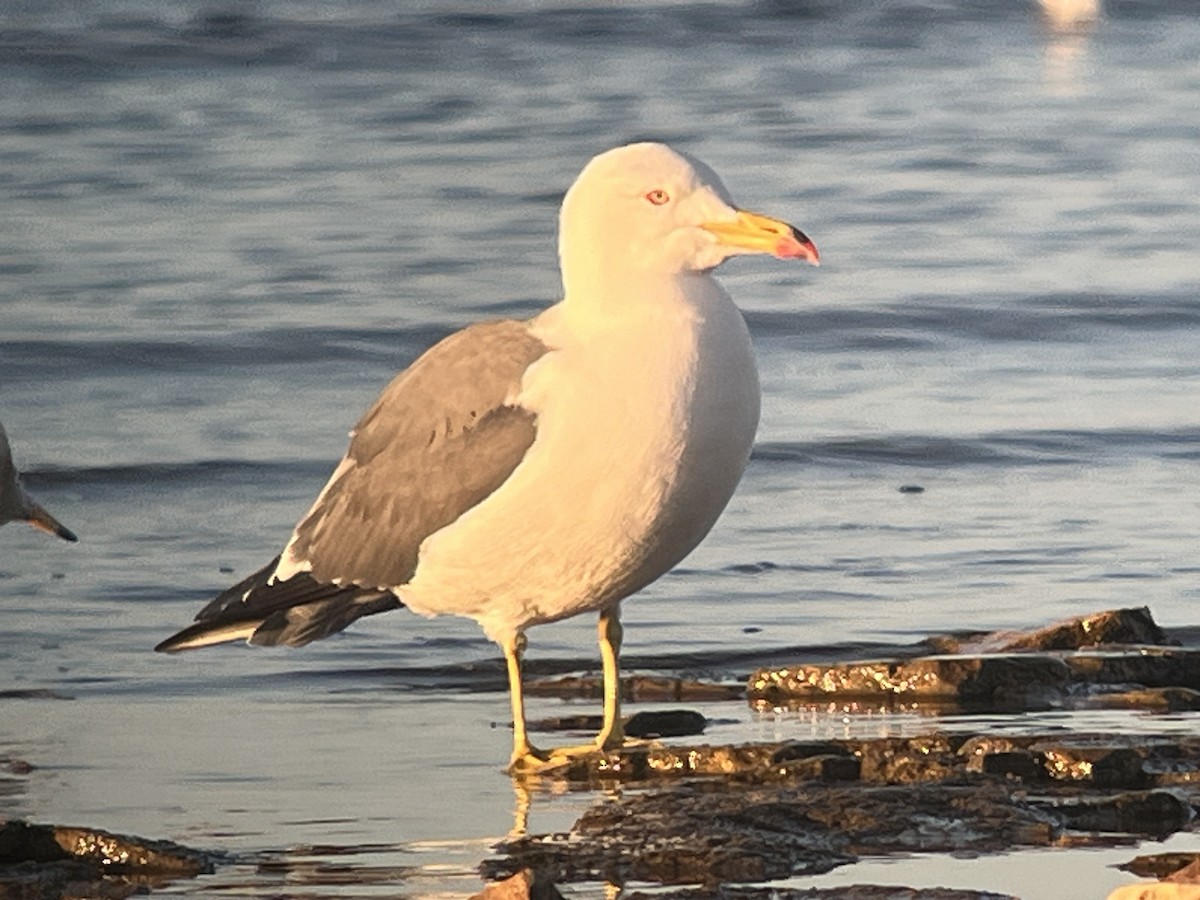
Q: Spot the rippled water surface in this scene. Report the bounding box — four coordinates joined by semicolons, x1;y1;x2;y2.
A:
2;2;1199;898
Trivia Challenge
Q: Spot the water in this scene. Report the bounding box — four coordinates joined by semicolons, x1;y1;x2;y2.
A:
1;2;1198;897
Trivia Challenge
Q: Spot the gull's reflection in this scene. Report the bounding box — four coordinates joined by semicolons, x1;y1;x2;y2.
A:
507;771;605;840
504;774;625;897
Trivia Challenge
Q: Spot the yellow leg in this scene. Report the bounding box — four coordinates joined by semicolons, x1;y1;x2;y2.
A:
503;633;547;772
595;603;625;750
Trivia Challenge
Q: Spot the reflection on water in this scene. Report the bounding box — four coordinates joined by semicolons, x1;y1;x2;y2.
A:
1035;0;1102;94
1037;0;1104;32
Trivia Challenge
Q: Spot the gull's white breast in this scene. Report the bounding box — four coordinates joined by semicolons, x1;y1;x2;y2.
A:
401;275;760;643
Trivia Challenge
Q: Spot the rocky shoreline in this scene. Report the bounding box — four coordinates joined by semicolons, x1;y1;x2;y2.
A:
482;608;1200;899
6;608;1200;900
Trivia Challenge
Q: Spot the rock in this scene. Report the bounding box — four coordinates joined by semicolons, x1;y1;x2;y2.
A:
747;655;1071;708
772;754;862;783
490;726;1200;891
1035;743;1146;788
962;607;1171;653
625;710;708;739
748;616;1200;716
485;780;1057;888
471;868;565;900
517;730;1200;791
971;750;1047;781
1066;649;1200;691
0;821;65;865
0;819;213;900
1033;791;1191;837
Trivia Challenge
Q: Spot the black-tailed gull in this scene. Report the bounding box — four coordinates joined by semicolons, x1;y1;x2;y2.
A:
0;421;77;542
156;142;818;771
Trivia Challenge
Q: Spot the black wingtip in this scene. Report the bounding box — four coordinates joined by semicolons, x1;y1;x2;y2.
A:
153;619;256;653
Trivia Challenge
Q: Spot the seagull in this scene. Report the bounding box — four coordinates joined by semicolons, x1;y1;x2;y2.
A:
156;143;818;771
0;420;77;542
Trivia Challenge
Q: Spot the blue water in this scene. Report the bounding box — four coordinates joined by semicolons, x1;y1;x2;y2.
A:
1;2;1198;898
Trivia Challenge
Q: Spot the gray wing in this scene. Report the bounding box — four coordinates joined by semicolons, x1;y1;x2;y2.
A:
286;317;548;589
156;318;549;652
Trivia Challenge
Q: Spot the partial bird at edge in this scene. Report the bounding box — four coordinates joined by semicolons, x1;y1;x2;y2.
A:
0;420;78;542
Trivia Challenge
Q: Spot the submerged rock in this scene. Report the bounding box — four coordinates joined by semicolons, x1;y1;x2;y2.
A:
525;674;744;702
530;709;709;739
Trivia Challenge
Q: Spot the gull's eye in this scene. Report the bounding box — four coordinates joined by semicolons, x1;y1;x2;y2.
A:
645;189;670;206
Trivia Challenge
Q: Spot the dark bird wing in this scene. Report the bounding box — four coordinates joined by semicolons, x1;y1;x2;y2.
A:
156;319;548;652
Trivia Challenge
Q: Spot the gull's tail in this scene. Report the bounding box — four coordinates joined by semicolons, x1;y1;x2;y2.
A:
155;556;403;653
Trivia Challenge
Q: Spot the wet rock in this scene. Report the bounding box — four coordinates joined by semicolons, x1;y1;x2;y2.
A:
470;868;565;900
955;607;1171;654
748;655;1071;709
486;780;1057;887
0;819;213;900
1035;742;1147;788
749;622;1200;716
856;735;965;784
489;727;1200;892
1032;790;1191;837
625;710;708;739
523;731;1200;792
772;754;862;783
1064;649;1200;692
968;749;1047;781
529;743;785;785
0;821;64;865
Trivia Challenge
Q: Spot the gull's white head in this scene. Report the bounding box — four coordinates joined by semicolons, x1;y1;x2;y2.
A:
0;421;78;542
558;142;817;293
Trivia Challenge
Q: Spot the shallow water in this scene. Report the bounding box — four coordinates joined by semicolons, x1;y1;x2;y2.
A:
2;1;1199;898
